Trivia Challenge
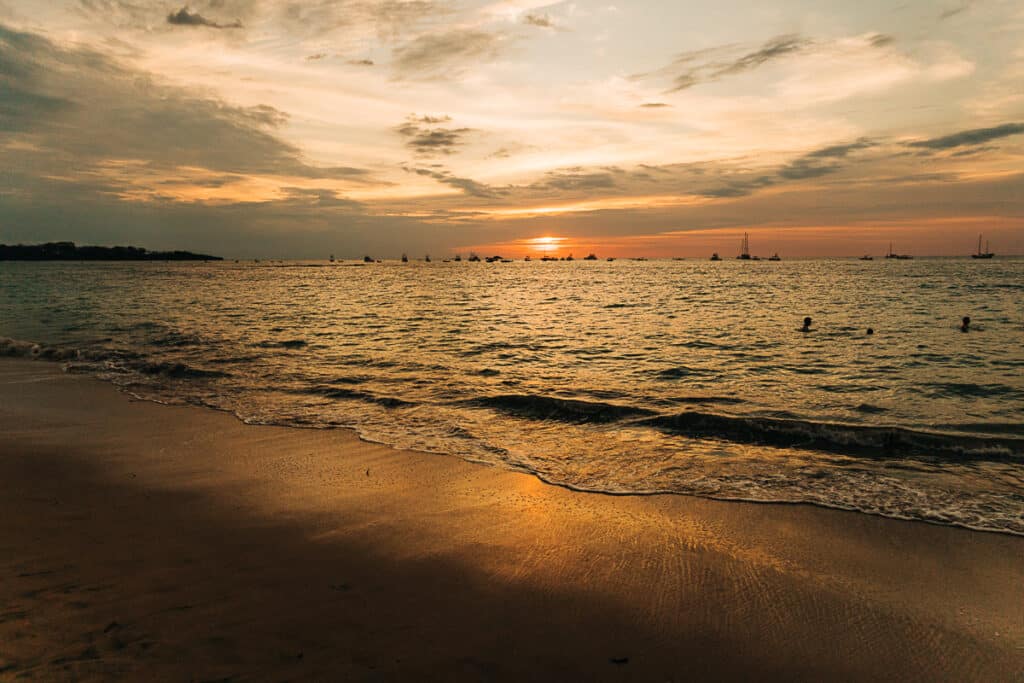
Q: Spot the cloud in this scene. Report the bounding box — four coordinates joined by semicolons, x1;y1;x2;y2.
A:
700;175;776;198
715;34;807;77
907;122;1024;149
392;29;503;76
665;34;810;92
348;58;375;66
404;167;501;198
396;115;472;155
306;53;328;61
77;1;444;43
940;2;974;20
695;139;877;197
534;169;618;191
805;138;876;158
772;138;877;182
644;32;896;95
522;12;553;28
776;160;841;180
280;187;364;210
0;24;372;191
166;7;243;29
640;102;670;108
868;33;894;48
416;115;452;124
242;104;291;128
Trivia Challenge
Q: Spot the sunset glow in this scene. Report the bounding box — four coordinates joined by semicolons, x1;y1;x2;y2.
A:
529;237;567;252
1;2;1022;257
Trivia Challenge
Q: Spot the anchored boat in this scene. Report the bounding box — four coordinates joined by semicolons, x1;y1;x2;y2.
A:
971;235;994;259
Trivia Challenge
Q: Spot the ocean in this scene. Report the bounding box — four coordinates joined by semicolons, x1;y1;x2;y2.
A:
2;258;1022;534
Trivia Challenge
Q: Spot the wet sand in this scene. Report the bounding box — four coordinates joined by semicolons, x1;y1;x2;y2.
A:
1;359;1021;681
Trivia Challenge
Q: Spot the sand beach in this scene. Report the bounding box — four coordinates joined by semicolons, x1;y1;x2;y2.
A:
1;359;1021;681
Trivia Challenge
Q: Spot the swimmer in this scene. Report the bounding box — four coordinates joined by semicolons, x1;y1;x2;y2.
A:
960;316;970;332
866;328;874;335
801;316;812;332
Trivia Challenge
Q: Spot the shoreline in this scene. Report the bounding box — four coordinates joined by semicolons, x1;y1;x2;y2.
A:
1;358;1022;680
7;342;1021;538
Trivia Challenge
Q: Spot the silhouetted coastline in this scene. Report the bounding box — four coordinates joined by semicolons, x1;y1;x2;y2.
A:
0;242;222;261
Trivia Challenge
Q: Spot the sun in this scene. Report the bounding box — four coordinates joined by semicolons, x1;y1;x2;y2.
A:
528;236;566;253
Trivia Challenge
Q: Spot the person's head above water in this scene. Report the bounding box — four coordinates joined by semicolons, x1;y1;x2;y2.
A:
866;328;874;335
961;316;971;332
802;316;812;330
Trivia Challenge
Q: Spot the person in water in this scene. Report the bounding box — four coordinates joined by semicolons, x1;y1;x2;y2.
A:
866;328;874;335
801;316;812;332
960;316;970;332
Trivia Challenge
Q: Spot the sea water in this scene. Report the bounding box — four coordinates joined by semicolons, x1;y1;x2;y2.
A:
2;258;1022;533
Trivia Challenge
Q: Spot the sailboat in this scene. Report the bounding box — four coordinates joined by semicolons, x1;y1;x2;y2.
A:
710;252;722;261
885;242;912;260
736;233;752;260
401;253;409;263
768;252;781;261
971;235;994;259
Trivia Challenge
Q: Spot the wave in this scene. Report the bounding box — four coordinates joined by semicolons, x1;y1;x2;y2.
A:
642;411;1024;461
919;382;1023;399
254;339;308;349
151;331;204;347
935;422;1024;436
654;366;712;379
666;396;746;406
469;394;657;424
299;385;414;408
133;361;230;380
0;337;80;360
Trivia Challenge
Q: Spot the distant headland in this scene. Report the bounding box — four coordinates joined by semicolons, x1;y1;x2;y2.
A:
0;242;222;261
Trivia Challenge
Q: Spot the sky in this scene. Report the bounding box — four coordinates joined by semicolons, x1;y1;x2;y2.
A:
1;0;1022;258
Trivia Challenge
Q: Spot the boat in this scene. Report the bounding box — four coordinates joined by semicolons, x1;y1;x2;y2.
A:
363;255;373;263
768;252;781;261
583;253;598;260
329;254;335;263
454;254;462;262
885;242;912;260
971;235;994;259
736;233;751;260
425;254;431;262
524;255;532;262
710;252;722;261
540;255;557;261
565;254;574;261
401;253;408;263
606;257;615;262
859;255;873;261
467;253;481;262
